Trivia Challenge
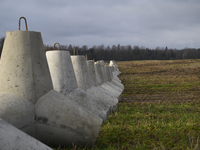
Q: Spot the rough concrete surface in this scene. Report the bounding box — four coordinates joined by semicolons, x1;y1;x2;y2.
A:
47;52;109;121
35;90;103;147
0;31;53;104
0;118;52;150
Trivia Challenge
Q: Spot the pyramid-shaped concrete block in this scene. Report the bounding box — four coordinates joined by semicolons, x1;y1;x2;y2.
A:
46;50;109;121
71;55;111;119
95;61;121;99
0;17;103;147
0;30;53;104
86;60;118;112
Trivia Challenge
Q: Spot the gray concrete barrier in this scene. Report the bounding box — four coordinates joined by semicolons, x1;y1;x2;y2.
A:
86;60;118;112
71;55;110;120
0;17;103;148
97;61;122;99
0;118;52;150
106;65;124;91
94;62;121;99
35;89;103;147
46;50;109;121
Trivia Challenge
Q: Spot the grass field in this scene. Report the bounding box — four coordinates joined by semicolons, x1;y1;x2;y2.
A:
56;59;200;150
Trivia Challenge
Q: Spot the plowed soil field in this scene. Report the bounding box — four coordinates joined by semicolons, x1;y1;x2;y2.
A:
118;59;200;104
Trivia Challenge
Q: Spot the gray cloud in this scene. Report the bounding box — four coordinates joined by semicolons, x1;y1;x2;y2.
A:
1;0;200;49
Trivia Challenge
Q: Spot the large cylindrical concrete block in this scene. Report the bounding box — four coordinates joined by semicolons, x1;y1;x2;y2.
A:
0;31;53;104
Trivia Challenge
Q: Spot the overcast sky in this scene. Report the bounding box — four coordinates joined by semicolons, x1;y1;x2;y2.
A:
1;0;200;49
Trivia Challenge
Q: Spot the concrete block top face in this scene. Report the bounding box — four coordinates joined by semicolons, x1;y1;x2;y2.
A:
94;62;104;85
0;31;53;104
71;56;93;91
35;90;102;144
46;51;78;94
0;118;52;150
86;60;98;86
109;60;115;66
109;60;118;67
0;92;34;129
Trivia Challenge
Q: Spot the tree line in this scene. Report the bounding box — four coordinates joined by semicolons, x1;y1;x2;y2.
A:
1;37;200;61
44;44;200;61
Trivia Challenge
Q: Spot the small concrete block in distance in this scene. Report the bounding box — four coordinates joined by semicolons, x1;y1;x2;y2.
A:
86;60;118;112
0;118;52;150
71;55;111;120
35;90;103;147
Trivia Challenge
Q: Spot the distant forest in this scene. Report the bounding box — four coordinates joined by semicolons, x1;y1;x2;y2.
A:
1;37;200;61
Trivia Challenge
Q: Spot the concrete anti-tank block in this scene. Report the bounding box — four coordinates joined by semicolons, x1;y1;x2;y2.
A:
35;90;103;147
100;61;122;93
46;51;109;121
95;61;121;99
46;51;78;93
0;118;52;150
0;31;53;104
94;62;119;99
0;92;34;129
71;56;110;119
105;65;124;92
1;21;103;148
86;60;118;112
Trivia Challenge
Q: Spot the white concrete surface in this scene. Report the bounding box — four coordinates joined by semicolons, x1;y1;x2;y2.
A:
0;118;52;150
71;56;93;91
0;92;34;129
86;60;118;112
0;29;103;147
35;90;103;147
94;61;121;99
106;65;124;91
71;55;111;120
46;51;78;93
0;31;53;104
99;61;122;97
46;51;110;121
109;60;121;75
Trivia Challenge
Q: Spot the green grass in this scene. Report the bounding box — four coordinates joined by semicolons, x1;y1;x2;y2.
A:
55;60;200;150
58;102;200;150
96;102;200;149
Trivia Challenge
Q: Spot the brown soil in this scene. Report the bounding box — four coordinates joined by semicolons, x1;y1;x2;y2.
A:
117;59;200;104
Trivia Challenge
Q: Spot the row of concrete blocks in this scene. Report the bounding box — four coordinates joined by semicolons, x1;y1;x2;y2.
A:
0;31;124;149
